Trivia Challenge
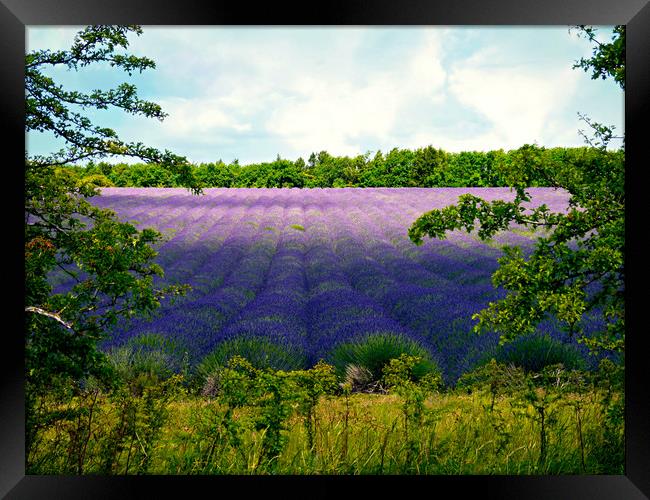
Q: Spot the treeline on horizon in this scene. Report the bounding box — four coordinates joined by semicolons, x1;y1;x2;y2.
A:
63;144;622;189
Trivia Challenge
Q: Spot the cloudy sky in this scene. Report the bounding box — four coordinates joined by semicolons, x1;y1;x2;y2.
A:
26;26;624;165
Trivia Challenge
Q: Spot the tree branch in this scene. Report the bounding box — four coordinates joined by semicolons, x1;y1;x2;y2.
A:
25;306;74;330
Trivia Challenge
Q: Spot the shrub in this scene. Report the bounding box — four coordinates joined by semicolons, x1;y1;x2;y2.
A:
481;333;587;373
197;336;308;388
327;333;440;386
106;333;189;392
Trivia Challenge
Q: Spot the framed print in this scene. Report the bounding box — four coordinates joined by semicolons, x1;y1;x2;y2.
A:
4;0;649;498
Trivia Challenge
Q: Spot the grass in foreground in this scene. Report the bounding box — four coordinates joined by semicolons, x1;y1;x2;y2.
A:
27;356;624;475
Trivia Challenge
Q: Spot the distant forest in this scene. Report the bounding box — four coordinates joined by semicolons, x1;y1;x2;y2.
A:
63;145;621;189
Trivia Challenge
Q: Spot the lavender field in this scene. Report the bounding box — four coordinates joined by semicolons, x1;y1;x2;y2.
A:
59;187;593;384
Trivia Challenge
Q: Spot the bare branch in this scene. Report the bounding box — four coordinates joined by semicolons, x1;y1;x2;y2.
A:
25;306;74;330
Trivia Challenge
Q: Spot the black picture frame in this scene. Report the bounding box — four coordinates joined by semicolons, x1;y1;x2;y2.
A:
3;0;648;498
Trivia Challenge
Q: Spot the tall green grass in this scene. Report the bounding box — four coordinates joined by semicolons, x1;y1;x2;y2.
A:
28;357;623;475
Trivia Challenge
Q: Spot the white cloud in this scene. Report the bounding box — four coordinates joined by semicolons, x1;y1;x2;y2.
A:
447;47;582;150
408;31;447;95
156;97;252;137
266;77;401;156
264;30;449;157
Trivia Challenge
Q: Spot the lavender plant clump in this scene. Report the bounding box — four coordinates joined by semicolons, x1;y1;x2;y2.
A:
53;187;601;384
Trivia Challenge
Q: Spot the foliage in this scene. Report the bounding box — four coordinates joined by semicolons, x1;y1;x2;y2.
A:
382;353;443;391
408;26;624;354
27;365;623;475
58;145;624;189
27;374;183;474
589;358;624;473
25;25;198;466
289;361;339;454
327;333;440;386
97;374;183;474
572;25;625;90
479;333;588;373
382;353;442;469
206;356;338;470
106;333;190;394
456;356;623;473
197;336;308;391
457;358;527;411
193;160;236;187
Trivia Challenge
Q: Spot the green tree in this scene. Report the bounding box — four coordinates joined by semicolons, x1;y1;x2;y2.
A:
194;160;235;187
408;26;624;354
307;150;339;187
25;25;198;460
412;146;450;187
572;25;625;90
266;158;305;188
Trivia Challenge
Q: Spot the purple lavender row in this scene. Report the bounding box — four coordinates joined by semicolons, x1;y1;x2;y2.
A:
211;209;310;357
110;192;320;360
187;194;333;360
